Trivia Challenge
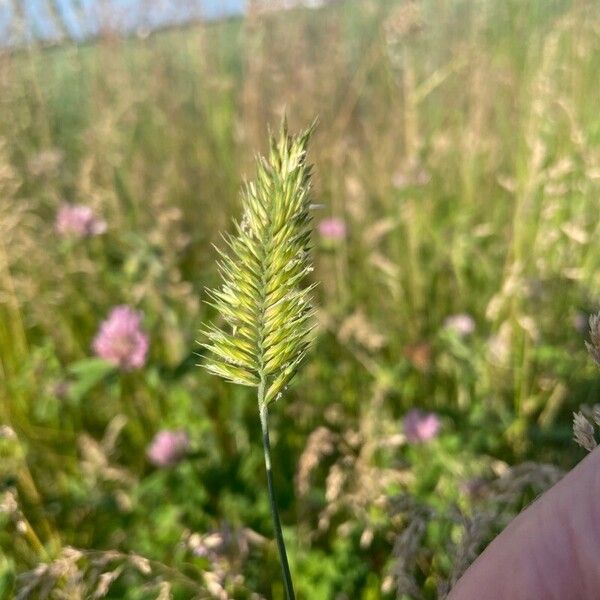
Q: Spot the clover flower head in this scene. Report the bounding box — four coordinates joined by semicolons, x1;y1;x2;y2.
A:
56;204;107;237
403;409;440;443
93;306;149;370
147;430;190;467
444;313;476;336
318;217;346;240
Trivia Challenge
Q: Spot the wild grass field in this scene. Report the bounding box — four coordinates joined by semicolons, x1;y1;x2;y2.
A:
0;0;599;597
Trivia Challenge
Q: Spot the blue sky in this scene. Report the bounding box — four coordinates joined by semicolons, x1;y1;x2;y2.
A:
0;0;245;44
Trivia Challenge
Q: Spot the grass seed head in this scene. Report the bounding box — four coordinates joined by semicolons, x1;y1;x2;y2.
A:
202;121;316;406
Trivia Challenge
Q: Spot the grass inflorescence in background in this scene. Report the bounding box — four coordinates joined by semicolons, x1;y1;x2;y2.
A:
0;0;599;597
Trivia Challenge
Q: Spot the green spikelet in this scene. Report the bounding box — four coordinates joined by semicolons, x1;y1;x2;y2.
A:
202;121;316;406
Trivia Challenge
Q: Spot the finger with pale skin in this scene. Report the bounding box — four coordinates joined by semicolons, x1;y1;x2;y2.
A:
448;448;600;600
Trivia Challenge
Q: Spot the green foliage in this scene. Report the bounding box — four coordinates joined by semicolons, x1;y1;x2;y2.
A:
0;557;15;600
67;358;116;403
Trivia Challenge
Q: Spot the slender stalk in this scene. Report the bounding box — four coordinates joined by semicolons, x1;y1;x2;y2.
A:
258;379;295;600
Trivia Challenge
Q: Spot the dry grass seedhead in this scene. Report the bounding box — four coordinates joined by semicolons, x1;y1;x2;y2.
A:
573;411;596;452
586;313;600;368
574;313;600;451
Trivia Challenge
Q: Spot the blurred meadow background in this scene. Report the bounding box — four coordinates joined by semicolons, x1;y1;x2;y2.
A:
1;0;600;597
